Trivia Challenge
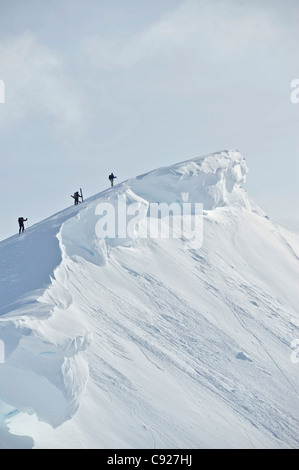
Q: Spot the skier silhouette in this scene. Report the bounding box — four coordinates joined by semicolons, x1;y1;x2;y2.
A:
18;217;27;234
71;191;81;205
108;173;117;187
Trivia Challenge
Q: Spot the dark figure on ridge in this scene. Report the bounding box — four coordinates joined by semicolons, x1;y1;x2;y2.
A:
18;217;27;234
71;191;82;205
108;173;117;187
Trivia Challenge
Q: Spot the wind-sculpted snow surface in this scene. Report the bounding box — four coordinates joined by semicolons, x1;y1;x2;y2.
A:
0;150;298;449
0;204;91;448
129;149;251;210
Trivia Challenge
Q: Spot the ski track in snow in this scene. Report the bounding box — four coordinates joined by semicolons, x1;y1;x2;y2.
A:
0;150;298;449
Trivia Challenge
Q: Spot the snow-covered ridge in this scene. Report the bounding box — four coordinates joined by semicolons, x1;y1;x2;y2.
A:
129;149;251;210
0;150;298;449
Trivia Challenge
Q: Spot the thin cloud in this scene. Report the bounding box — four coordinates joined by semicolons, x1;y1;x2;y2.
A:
0;31;84;131
82;0;285;72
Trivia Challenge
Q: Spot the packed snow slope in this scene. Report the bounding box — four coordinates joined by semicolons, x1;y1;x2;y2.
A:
0;150;298;449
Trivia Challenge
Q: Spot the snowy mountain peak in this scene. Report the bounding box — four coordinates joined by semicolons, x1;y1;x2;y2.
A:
129;150;250;210
0;150;298;449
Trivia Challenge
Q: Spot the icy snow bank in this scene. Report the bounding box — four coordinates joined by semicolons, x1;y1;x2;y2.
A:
0;205;92;447
129;150;250;210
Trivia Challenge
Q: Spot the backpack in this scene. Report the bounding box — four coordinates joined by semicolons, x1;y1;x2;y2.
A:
18;217;23;224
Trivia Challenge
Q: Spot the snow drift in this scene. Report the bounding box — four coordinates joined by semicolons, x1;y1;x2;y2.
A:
0;150;298;449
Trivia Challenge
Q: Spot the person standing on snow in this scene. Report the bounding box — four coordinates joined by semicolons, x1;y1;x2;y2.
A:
18;217;27;234
108;173;117;187
71;191;81;205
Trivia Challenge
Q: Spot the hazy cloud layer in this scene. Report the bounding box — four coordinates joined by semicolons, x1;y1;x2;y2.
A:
0;0;298;240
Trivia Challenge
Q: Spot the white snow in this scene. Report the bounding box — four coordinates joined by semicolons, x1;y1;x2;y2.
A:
0;149;298;449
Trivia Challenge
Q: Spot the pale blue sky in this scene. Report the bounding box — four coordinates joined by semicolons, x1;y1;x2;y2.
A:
0;0;298;240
